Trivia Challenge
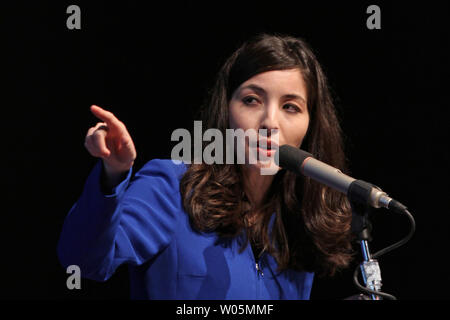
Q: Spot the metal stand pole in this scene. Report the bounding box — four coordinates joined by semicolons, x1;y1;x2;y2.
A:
351;201;384;300
360;240;382;300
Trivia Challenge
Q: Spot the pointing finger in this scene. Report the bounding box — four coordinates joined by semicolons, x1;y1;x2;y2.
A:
90;105;122;129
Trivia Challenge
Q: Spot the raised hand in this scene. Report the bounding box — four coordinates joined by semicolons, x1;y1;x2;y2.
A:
85;105;137;183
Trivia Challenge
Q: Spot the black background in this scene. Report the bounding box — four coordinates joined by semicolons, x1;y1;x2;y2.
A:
2;1;449;300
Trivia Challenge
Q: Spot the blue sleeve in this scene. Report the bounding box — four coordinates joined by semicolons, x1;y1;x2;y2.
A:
57;159;184;282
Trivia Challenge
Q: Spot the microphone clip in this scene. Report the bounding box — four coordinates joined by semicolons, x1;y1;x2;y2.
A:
350;200;374;242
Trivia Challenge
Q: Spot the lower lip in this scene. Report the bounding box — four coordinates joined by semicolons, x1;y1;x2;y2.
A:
257;147;276;157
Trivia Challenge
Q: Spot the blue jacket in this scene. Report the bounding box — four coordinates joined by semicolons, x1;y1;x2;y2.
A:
57;159;314;299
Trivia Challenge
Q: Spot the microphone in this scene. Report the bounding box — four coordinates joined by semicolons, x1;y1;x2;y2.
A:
276;145;407;213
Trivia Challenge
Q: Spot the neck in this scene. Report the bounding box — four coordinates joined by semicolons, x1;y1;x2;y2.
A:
240;164;275;210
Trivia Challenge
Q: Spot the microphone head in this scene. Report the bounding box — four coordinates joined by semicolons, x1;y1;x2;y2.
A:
276;145;313;174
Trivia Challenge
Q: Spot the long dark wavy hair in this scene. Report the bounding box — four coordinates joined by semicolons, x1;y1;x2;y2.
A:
179;33;353;277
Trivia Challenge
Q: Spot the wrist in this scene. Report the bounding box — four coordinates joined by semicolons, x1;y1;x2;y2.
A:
102;161;132;192
103;160;132;176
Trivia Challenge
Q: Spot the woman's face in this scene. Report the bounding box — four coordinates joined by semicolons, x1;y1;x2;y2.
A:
228;69;310;173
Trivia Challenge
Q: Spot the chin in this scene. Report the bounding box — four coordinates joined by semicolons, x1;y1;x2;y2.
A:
245;157;281;176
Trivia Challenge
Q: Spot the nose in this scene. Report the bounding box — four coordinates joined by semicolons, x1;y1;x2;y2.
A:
259;102;279;137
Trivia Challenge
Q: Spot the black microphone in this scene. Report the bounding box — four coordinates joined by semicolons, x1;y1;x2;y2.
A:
276;145;407;213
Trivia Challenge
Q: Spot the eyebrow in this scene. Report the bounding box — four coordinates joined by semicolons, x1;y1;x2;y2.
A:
239;84;307;106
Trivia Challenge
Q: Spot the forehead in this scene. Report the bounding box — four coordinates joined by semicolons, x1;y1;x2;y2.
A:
238;69;307;97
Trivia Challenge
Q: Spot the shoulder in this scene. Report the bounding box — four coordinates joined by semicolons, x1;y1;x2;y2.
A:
133;159;188;190
138;158;188;177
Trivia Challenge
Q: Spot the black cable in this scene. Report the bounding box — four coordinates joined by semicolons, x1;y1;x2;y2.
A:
372;209;415;259
353;208;416;300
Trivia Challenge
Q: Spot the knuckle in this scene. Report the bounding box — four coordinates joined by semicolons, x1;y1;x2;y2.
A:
93;130;106;139
91;139;102;149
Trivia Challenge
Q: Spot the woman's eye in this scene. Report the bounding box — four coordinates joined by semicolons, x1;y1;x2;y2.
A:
242;96;259;105
283;104;301;113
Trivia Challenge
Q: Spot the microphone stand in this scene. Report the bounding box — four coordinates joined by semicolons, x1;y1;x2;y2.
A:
350;201;383;300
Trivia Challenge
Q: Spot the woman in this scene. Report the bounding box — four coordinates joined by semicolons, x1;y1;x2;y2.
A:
57;33;353;299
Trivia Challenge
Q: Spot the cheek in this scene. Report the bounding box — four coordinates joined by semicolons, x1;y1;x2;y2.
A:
228;103;238;129
228;103;252;130
283;118;309;147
